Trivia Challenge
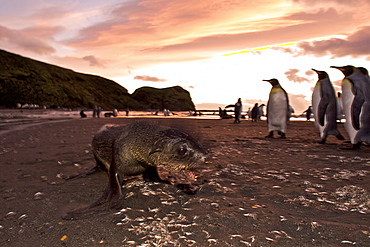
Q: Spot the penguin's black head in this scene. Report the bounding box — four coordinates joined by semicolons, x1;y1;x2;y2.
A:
263;78;279;87
312;68;328;80
330;65;355;77
357;67;369;76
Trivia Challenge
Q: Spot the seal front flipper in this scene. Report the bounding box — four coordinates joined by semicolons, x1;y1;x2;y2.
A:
90;159;123;208
62;155;124;220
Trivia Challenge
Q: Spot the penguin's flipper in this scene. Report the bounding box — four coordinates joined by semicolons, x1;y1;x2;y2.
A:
318;97;329;126
351;93;365;130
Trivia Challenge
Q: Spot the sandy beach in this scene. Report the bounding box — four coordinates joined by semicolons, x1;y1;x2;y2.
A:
1;116;370;246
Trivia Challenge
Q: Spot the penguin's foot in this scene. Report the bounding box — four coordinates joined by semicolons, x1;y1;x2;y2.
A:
352;143;362;149
339;143;361;150
336;134;345;140
280;133;286;139
265;131;274;138
317;139;326;144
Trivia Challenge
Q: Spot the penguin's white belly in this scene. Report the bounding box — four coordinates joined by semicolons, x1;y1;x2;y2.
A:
268;90;288;132
342;79;358;143
312;82;326;138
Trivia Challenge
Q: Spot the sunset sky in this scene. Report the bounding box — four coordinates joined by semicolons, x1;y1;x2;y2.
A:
1;0;370;112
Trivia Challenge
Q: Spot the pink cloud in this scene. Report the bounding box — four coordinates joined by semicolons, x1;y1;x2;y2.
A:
134;75;167;82
0;25;56;55
65;1;292;50
21;26;65;39
27;5;72;24
285;7;351;22
284;69;310;83
55;2;365;76
83;55;106;68
289;94;311;113
278;26;370;59
331;80;342;92
147;7;352;54
64;0;209;48
292;0;369;6
305;70;315;76
1;0;369;80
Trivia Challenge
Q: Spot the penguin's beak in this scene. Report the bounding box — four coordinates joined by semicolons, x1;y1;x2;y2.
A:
262;79;270;82
312;68;324;74
330;66;344;71
331;65;356;76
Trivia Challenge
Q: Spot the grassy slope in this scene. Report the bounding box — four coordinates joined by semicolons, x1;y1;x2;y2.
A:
0;50;140;109
0;50;196;110
132;86;196;111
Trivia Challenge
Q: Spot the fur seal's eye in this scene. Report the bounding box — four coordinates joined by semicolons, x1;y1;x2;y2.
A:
178;146;187;156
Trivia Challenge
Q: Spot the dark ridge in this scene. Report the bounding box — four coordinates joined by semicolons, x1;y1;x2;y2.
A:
0;49;195;110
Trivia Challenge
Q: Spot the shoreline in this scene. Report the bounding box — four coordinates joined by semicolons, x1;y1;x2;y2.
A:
0;108;311;136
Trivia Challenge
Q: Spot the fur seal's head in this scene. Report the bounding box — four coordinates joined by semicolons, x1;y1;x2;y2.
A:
149;128;206;171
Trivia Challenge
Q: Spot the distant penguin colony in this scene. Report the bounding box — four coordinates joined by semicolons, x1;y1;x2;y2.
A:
261;65;369;149
263;78;289;139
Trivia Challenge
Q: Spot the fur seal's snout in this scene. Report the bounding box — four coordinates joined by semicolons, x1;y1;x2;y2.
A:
63;121;206;220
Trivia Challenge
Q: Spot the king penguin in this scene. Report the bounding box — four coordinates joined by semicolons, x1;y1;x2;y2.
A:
331;65;370;149
311;69;344;143
263;79;289;139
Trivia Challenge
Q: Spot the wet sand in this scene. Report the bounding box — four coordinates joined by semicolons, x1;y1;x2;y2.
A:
1;117;370;246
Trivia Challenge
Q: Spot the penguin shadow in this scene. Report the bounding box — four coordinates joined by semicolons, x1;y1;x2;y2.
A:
337;141;370;151
249;136;289;141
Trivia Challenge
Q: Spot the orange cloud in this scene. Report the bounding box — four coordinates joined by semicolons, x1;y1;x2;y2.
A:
134;75;167;82
284;69;310;83
21;26;65;39
1;0;370;81
277;26;370;59
64;1;295;51
83;55;106;68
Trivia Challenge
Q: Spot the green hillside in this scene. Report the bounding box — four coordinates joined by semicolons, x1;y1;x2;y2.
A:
0;49;196;110
0;49;141;109
132;86;196;111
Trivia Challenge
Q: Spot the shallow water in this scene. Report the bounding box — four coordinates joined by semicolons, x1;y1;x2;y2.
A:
0;109;79;135
0;109;198;135
0;109;311;136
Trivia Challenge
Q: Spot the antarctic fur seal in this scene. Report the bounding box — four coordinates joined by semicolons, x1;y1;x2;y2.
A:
63;121;206;220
